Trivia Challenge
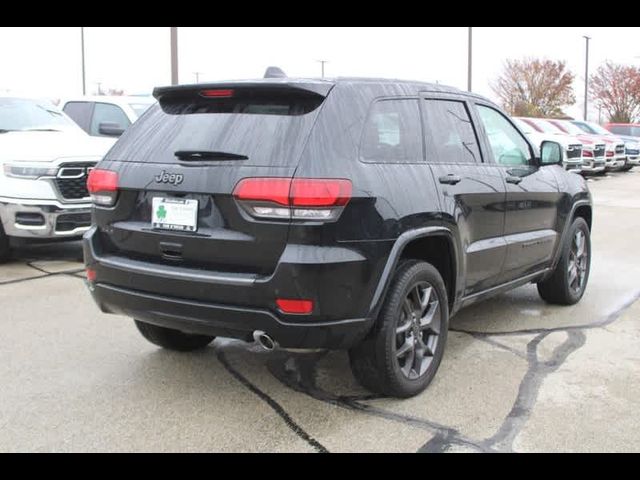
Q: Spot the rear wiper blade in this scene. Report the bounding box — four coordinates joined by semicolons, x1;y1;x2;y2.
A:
175;150;248;161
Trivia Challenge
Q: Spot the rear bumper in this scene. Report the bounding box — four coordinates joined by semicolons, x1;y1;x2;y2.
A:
89;282;370;349
83;226;385;350
0;197;92;239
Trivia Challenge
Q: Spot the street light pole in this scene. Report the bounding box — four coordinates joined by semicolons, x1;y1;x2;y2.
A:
467;27;473;92
583;35;591;121
80;27;86;96
317;60;329;78
171;27;179;86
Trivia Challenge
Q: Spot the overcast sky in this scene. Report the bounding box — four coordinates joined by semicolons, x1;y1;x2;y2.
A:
1;27;639;119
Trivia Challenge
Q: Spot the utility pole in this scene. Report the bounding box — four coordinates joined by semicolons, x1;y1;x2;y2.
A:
467;27;473;92
80;27;86;95
317;60;329;78
583;35;591;121
171;27;179;86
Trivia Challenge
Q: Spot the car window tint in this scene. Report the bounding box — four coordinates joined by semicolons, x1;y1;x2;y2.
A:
90;103;131;136
361;99;423;163
62;101;93;133
424;99;481;164
477;106;531;166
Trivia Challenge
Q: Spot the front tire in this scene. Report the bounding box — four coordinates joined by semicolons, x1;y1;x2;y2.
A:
349;260;449;398
134;320;215;352
537;217;591;305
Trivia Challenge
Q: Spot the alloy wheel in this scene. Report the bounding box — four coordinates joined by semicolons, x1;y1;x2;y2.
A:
394;282;441;380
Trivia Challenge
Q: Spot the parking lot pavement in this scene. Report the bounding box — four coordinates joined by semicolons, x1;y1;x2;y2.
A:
1;171;639;453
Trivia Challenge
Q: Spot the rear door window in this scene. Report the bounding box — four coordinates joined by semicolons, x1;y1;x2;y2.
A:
63;101;94;133
360;99;423;163
423;99;481;164
90;103;131;136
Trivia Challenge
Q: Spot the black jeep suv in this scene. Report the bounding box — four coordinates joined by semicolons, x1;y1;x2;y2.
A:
84;77;592;398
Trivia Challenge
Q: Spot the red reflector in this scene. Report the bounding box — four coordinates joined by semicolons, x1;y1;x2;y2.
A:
276;299;314;315
233;178;292;206
200;89;234;98
291;179;352;207
87;169;118;193
86;268;97;282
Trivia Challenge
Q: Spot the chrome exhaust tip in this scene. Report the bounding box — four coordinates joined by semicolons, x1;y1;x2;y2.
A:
253;331;277;351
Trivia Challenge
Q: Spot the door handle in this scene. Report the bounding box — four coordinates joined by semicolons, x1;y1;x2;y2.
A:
439;174;462;186
505;175;523;185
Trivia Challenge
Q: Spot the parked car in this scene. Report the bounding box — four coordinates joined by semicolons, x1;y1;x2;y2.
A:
83;77;592;398
522;118;606;174
601;122;640;169
604;123;640;137
0;97;113;262
547;119;626;172
513;118;583;173
61;96;156;139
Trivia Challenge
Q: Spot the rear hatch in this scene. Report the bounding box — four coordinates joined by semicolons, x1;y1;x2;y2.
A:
92;81;332;275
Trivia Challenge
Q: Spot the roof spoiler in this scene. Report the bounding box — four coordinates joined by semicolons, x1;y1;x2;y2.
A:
153;81;333;101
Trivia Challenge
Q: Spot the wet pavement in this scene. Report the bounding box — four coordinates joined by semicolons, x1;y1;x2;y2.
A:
1;171;639;452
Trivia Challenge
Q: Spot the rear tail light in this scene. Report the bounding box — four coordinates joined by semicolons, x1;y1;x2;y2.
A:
87;169;119;206
233;178;352;222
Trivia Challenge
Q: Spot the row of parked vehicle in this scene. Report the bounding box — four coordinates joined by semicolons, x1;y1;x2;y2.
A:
513;117;640;175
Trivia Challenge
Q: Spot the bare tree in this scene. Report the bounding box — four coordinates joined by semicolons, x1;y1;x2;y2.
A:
492;58;576;117
590;62;640;123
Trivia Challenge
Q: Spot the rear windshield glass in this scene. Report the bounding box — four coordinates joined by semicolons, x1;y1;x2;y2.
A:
105;90;326;167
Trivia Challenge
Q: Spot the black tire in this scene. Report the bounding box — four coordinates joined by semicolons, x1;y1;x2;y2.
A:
537;217;591;306
349;260;449;398
0;223;10;264
134;320;215;352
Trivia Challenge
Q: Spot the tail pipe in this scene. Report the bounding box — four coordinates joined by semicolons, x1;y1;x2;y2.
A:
253;331;278;351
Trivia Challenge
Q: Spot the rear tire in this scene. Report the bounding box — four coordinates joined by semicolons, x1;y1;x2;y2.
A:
134;320;215;352
537;217;591;305
0;223;10;264
349;260;449;398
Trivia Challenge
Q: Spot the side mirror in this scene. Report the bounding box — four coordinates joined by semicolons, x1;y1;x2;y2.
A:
98;121;125;137
540;141;563;166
